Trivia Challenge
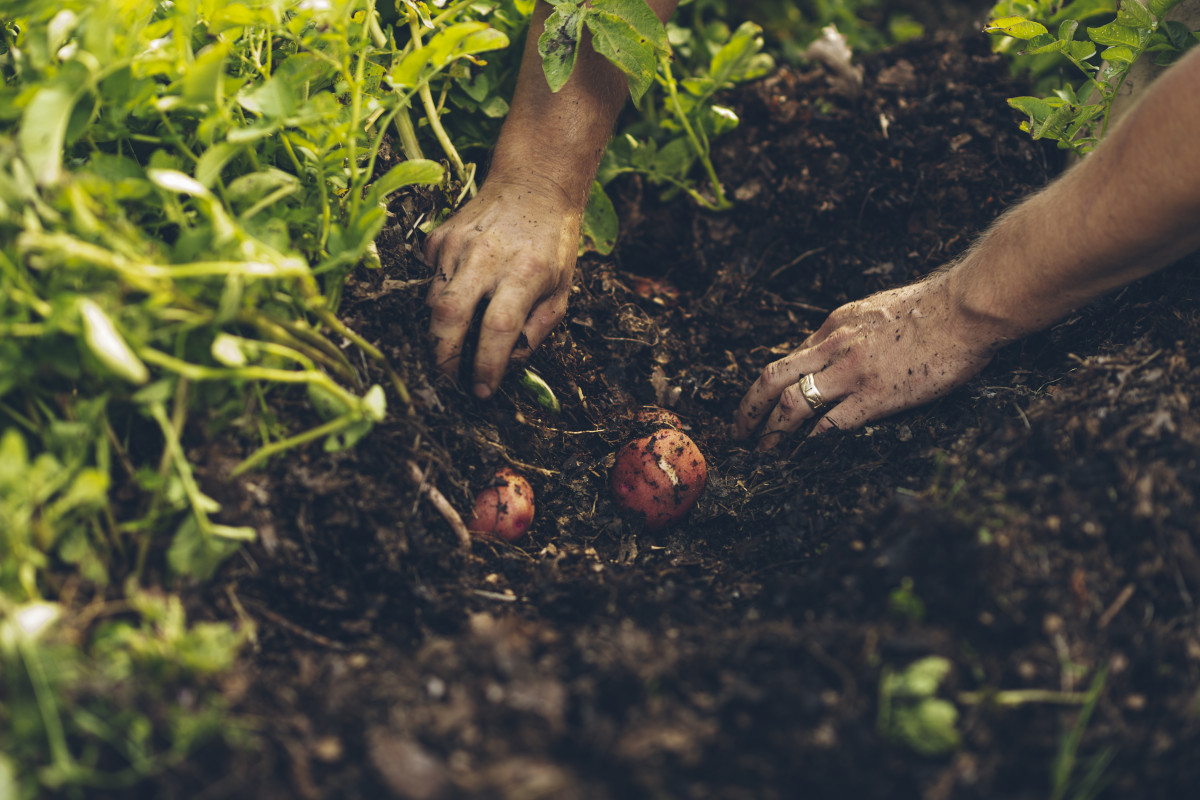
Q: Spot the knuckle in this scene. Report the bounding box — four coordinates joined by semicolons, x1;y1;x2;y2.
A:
483;308;524;336
776;384;806;415
758;360;789;391
429;293;469;321
510;260;549;284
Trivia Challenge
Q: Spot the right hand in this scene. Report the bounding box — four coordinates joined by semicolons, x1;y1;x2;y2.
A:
733;271;1000;450
423;174;582;399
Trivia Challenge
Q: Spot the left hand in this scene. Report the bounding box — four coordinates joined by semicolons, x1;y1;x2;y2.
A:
423;173;580;398
733;272;997;451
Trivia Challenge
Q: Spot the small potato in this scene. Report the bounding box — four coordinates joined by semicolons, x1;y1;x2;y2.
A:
468;468;535;542
611;429;707;530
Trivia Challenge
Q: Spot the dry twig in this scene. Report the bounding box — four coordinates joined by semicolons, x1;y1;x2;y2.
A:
408;461;472;549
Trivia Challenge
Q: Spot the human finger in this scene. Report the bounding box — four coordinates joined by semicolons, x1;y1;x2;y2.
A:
423;231;464;306
809;395;874;437
734;350;815;439
427;266;489;379
511;295;568;363
755;371;835;451
471;280;547;397
423;223;446;267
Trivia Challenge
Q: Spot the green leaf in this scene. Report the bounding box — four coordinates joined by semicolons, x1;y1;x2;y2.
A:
1007;96;1071;140
585;0;670;101
1100;44;1136;62
1087;21;1141;47
208;2;275;33
890;698;962;757
181;42;229;108
77;299;150;385
237;75;297;119
1148;0;1187;17
984;16;1050;40
1057;19;1081;42
1032;104;1074;140
479;96;509;118
593;0;670;50
1053;84;1080;104
391;23;509;89
365;159;445;207
702;104;740;137
650;137;694;180
194;142;241;188
225;168;300;205
709;21;772;90
539;5;586;92
1063;39;1099;63
579;181;618;256
1116;0;1154;29
1022;32;1063;54
362;385;387;423
18;66;89;186
1160;20;1193;49
886;656;953;698
167;516;242;580
1065;103;1104;137
325;418;374;452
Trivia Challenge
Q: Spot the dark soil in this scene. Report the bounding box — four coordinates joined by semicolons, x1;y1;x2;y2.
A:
169;26;1200;800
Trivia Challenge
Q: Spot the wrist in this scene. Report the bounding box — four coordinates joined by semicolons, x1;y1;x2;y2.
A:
477;167;588;218
938;260;1026;358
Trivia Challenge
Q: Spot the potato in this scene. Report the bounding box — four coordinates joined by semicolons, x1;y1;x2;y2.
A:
611;429;707;530
468;468;535;542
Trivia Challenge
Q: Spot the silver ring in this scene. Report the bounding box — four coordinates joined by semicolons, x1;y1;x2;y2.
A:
799;373;825;412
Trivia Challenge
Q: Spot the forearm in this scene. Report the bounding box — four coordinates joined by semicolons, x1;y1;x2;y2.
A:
947;46;1200;348
488;0;679;207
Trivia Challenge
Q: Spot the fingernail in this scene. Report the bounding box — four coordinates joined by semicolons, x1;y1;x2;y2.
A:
473;382;492;399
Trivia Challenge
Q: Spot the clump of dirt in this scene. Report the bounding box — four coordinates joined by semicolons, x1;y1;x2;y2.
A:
167;29;1200;800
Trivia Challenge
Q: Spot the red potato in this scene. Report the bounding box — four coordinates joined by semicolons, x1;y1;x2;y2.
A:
631;276;681;306
468;468;535;542
611;429;707;530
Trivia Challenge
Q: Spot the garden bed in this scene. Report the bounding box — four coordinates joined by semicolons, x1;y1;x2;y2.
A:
172;29;1200;800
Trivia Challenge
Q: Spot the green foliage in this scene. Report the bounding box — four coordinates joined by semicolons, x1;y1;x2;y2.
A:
582;8;775;212
1050;669;1113;800
1;595;247;798
540;0;671;100
988;0;1199;153
877;656;963;757
0;0;472;792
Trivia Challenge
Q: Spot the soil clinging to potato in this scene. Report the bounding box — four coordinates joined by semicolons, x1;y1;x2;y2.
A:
158;24;1200;800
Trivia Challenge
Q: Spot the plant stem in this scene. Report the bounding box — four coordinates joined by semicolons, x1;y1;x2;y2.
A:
957;688;1093;707
231;415;357;476
406;14;475;195
658;52;731;210
242;312;361;387
393;105;425;160
309;307;412;408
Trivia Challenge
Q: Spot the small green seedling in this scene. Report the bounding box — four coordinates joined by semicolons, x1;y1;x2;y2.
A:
877;656;962;757
518;368;561;413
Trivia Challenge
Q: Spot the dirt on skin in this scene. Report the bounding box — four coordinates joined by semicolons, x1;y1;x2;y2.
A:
151;23;1200;800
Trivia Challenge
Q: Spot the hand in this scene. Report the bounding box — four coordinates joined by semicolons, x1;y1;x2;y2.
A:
733;272;998;450
423;174;581;398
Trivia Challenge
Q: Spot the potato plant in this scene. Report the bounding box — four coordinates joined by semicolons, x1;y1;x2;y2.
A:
988;0;1199;153
0;0;487;792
